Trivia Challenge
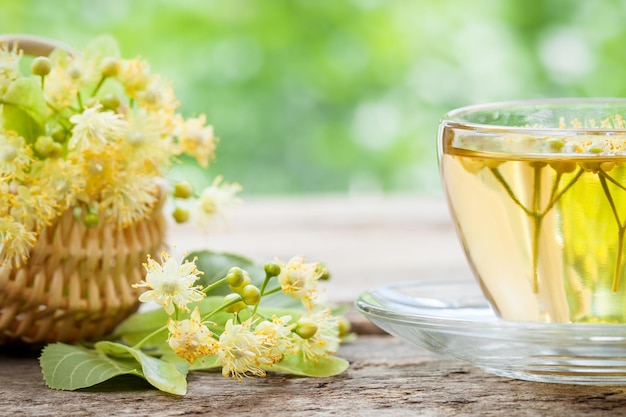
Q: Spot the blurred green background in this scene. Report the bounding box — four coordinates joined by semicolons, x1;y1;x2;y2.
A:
2;0;625;195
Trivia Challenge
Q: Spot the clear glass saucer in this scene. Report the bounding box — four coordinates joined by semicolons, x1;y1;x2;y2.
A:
356;278;626;385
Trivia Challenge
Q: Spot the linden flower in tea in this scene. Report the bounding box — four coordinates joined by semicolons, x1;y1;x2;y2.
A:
442;111;626;323
0;35;240;268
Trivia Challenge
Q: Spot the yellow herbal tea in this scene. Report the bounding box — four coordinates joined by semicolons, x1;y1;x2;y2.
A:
440;101;626;323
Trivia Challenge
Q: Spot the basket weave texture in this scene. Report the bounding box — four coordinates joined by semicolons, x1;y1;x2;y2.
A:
0;206;166;345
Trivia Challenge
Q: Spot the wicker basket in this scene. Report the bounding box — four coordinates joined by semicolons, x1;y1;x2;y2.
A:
0;206;166;345
0;35;168;345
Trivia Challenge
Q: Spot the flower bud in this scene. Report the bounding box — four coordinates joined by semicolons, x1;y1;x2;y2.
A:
101;93;121;110
34;136;55;156
337;316;351;336
295;317;318;339
49;142;63;158
241;285;261;305
226;267;245;287
600;161;616;172
84;212;99;228
173;181;194;199
68;65;81;80
227;269;252;293
263;262;281;277
101;57;120;77
223;293;246;313
51;127;67;143
31;56;51;76
172;207;190;223
318;267;330;281
550;161;577;174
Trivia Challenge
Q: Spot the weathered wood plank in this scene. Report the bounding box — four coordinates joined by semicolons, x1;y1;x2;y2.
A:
3;336;626;417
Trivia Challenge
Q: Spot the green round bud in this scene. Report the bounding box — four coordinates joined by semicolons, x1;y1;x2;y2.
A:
600;161;616;172
223;293;246;313
34;136;55;156
550;161;577;174
240;285;261;305
84;212;99;228
546;138;565;152
173;181;194;199
318;267;330;281
31;56;51;76
51;127;67;143
337;316;351;337
172;207;190;223
101;57;120;77
587;145;603;154
228;269;252;293
263;262;281;277
49;142;63;158
226;267;245;287
68;65;81;80
100;93;121;110
295;317;318;339
84;97;99;109
581;162;601;172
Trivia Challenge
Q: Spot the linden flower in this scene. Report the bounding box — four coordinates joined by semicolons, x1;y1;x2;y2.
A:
0;42;22;94
135;75;179;117
0;132;32;180
0;215;37;268
68;104;127;152
134;251;205;315
117;58;151;99
167;307;218;364
99;173;160;227
276;256;327;310
11;183;58;231
293;308;340;362
254;315;295;362
195;176;242;233
218;318;275;380
174;114;217;168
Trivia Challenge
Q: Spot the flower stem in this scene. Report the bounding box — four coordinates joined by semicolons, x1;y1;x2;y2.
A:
202;277;227;294
252;273;276;315
133;324;167;350
490;164;585;293
200;297;241;323
92;76;106;97
490;167;534;217
531;164;543;293
598;173;625;292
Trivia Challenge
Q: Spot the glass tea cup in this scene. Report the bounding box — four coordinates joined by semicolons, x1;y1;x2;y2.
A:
438;98;626;323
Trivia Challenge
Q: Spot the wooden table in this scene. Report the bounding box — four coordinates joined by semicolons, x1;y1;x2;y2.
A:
3;195;626;416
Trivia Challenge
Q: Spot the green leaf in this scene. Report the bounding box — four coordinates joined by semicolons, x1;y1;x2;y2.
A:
95;341;188;395
268;351;349;377
192;250;259;294
40;343;143;391
1;77;46;141
111;308;170;347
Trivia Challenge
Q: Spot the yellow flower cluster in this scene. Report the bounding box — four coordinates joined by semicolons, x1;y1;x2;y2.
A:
0;36;239;268
136;251;342;380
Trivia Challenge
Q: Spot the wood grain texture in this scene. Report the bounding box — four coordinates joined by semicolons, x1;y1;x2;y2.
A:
3;336;626;417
